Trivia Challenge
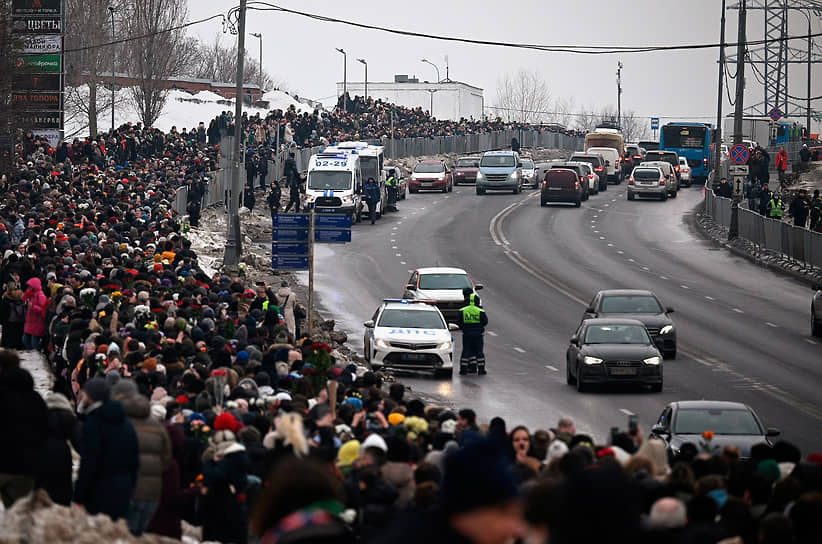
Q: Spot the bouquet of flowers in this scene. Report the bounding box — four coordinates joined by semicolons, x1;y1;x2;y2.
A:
699;430;719;454
190;418;211;445
212;369;227;407
304;343;333;394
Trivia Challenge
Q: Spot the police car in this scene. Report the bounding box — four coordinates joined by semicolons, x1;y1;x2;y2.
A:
363;299;458;378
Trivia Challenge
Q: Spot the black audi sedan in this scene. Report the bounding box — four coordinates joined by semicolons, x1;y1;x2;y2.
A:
566;318;663;393
583;289;677;359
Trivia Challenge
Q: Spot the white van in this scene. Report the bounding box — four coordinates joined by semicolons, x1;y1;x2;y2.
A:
587;146;622;184
335;141;387;217
305;148;364;223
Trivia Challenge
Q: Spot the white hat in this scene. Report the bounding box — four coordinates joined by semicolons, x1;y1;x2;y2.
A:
360;433;388;454
440;419;457;434
545;439;569;464
150;403;167;421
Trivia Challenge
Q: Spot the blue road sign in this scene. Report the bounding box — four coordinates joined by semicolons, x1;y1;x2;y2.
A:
315;229;352;243
272;242;309;256
315;214;353;228
272;255;309;270
729;144;750;165
272;213;309;228
768;107;783;122
650;117;660;130
272;228;309;242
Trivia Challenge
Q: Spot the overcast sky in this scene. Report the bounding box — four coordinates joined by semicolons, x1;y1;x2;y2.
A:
187;0;821;130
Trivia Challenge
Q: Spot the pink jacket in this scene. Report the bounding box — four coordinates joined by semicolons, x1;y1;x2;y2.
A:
22;277;48;337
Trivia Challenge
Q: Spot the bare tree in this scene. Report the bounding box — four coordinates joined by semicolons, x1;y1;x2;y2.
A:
495;69;552;124
120;0;195;127
552;96;576;128
186;35;278;91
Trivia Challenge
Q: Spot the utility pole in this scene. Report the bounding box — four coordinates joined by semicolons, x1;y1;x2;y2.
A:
336;48;346;111
616;61;623;130
225;0;247;266
729;0;747;241
713;0;727;183
108;6;115;133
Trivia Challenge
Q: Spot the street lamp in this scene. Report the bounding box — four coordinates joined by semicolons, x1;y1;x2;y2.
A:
421;58;440;83
356;58;368;100
794;9;818;138
249;32;262;94
427;89;438;116
108;5;115;133
336;48;347;111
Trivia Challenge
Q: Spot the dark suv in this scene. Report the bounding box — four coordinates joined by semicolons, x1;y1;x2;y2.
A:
570;153;608;191
644;150;682;185
549;162;589;200
541;168;583;207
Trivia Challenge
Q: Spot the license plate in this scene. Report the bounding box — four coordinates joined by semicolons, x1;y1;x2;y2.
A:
609;367;637;375
548;187;563;191
400;353;427;361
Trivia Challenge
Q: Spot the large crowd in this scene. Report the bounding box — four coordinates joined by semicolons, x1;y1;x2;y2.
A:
0;100;820;544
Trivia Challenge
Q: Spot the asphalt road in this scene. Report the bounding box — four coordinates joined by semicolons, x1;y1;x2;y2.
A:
307;180;822;453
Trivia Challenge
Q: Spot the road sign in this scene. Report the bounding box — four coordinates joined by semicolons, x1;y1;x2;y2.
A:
315;214;353;228
729;144;750;165
271;242;309;256
650;117;660;130
729;165;748;198
315;229;352;243
768;107;783;122
272;213;309;228
272;228;309;242
271;256;310;270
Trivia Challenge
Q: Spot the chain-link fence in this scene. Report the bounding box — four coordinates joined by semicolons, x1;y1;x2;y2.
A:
704;188;822;268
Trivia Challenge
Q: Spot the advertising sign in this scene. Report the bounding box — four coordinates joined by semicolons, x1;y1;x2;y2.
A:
12;92;61;111
12;17;62;34
13;73;60;91
31;130;60;147
13;34;62;54
16;53;61;72
12;0;62;15
18;111;61;129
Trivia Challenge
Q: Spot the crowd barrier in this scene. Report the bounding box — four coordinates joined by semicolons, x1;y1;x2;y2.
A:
704;188;822;268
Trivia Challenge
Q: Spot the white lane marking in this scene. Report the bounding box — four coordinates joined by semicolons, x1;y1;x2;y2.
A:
680;285;689;289
660;275;668;280
392;226;398;230
733;308;745;314
642;266;650;271
400;261;407;265
487;331;499;337
545;365;559;372
590;220;596;223
395;253;402;257
398;222;403;225
804;338;817;345
599;236;606;240
607;243;614;247
619;408;635;416
407;269;414;273
421;207;426;210
604;203;610;207
513;347;527;353
628;258;635;262
390;239;396;243
593;215;598;218
705;296;715;301
392;245;398;249
611;199;617;202
617;250;624;254
765;322;778;328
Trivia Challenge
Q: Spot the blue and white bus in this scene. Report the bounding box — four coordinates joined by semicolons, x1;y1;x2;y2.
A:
659;122;713;184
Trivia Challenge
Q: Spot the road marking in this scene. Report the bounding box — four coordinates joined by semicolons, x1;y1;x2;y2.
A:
545;365;559;372
705;296;715;301
398;221;403;225
392;245;398;249
599;236;606;240
804;338;817;345
733;308;744;314
628;258;635;262
607;243;614;247
395;253;402;257
680;285;689;289
408;269;414;273
593;215;598;218
590;220;596;223
391;239;396;243
487;331;499;337
642;266;650;271
765;322;778;328
392;226;398;230
400;261;406;265
617;250;624;254
619;408;635;416
604;204;610;207
513;347;526;353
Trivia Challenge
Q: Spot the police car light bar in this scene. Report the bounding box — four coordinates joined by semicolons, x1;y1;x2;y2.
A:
382;298;438;305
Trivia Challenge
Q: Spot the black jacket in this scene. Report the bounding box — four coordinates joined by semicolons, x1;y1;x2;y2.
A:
0;367;48;476
36;400;81;505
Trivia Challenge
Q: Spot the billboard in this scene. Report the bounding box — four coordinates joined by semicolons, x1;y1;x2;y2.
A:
31;130;61;147
12;0;62;15
12;92;61;111
18;112;61;130
15;54;61;72
13;34;62;54
12;17;62;34
13;73;60;91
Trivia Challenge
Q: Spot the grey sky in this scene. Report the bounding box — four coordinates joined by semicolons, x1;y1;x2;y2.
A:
187;0;820;130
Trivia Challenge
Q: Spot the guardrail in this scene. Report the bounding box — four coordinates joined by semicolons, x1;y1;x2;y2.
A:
704;188;822;268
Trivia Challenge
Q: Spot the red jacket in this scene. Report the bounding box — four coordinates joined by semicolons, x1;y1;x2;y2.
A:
775;149;788;171
22;277;47;337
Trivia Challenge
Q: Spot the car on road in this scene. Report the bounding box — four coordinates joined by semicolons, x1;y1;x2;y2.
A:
541;168;583;207
570;153;609;192
587;146;623;184
577;162;599;195
626;143;646;166
548;162;590;200
644;150;681;185
583;289;677;358
403;267;482;322
383;166;407;200
409;160;453;193
566;318;663;392
628;164;675;201
453;156;481;185
678;157;692;186
650;400;781;458
476;150;523;194
520;157;538;189
812;283;822;337
363;299;457;378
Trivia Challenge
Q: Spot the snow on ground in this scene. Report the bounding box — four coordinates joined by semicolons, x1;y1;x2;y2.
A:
20;350;53;399
261;89;314;112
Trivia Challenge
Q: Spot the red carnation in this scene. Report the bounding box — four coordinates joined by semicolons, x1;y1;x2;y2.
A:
214;412;242;433
176;394;189;405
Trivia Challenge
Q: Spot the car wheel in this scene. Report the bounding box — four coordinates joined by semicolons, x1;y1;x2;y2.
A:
376;211;382;219
661;192;668;201
650;382;663;393
512;186;519;195
812;317;822;337
476;187;485;195
540;200;547;207
600;181;607;191
435;368;453;379
566;362;577;385
574;198;581;208
670;189;678;198
410;188;418;194
627;192;635;201
576;365;586;392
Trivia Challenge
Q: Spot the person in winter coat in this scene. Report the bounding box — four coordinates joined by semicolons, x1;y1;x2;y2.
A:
73;377;140;521
201;430;252;544
775;147;789;184
35;392;80;505
0;288;26;349
363;177;381;225
276;281;297;338
119;386;173;536
0;350;48;508
22;277;47;350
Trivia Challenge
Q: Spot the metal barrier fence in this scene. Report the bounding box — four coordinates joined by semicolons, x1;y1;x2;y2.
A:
704;188;822;268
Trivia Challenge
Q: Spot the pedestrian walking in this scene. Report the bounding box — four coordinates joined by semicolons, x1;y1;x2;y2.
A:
283;153;302;213
276;280;297;339
799;143;811;163
257;152;268;189
456;288;488;375
775;146;789;186
386;168;399;212
35;392;80;505
809;190;822;232
267;181;282;219
788;189;810;228
22;277;47;350
243;181;256;212
364;176;381;224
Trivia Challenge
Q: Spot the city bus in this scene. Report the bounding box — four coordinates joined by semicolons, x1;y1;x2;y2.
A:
659;122;713;184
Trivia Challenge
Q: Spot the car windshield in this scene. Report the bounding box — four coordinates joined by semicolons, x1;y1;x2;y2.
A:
377;309;445;329
584;324;651;344
634;169;661;180
674;408;762;435
572;156;598;166
457;159;479;168
481;155;516;167
600;295;663;313
308;170;352;190
415;163;445;173
645;152;677;165
418;273;472;290
521;159;535;169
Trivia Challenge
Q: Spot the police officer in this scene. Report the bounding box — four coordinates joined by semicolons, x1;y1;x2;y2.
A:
385;168;399;212
767;192;784;220
456;287;488;375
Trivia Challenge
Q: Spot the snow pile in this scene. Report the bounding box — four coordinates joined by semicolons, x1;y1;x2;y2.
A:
261;90;314;113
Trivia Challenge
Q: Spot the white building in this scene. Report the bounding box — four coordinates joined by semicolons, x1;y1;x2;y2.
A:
336;75;484;121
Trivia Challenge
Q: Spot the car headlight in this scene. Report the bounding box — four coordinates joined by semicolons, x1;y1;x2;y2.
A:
583;356;603;365
437;341;452;350
509;172;518;179
475;171;484;180
341;194;353;203
304;194;316;203
643;356;661;365
660;325;674;335
375;339;390;349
